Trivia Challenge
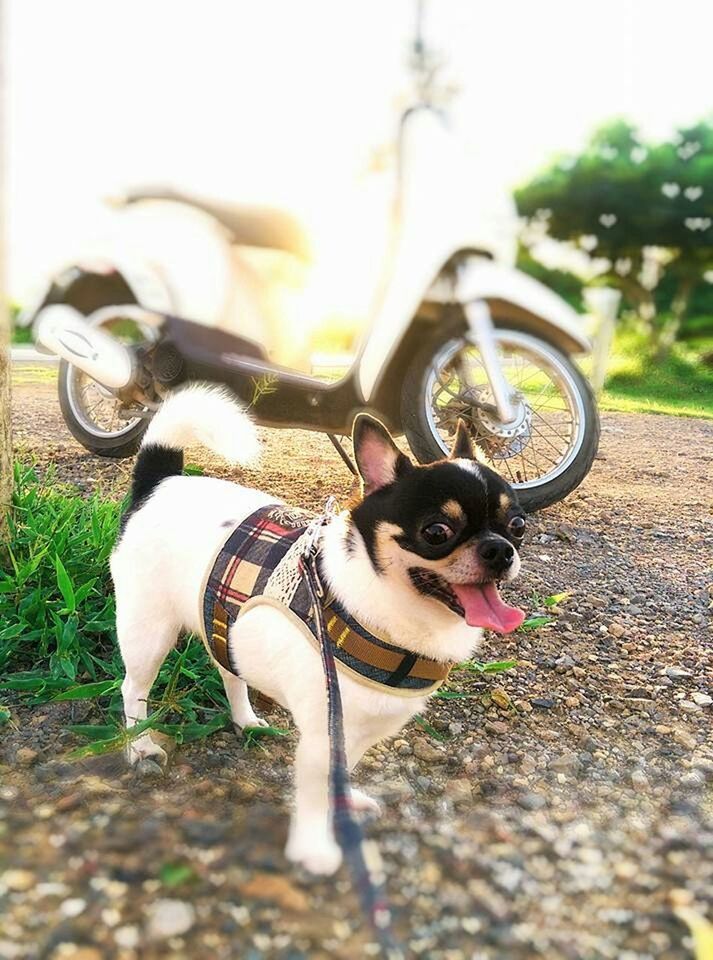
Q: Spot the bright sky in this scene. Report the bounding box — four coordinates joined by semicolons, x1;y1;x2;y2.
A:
6;0;713;299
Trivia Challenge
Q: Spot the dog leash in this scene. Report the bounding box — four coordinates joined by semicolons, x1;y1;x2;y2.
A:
299;498;405;960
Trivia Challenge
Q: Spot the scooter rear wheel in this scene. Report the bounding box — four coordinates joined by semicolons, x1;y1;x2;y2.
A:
58;359;148;458
57;307;154;458
400;324;599;512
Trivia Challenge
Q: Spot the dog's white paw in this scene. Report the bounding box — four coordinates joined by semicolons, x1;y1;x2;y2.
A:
350;788;382;816
235;715;270;735
127;738;167;768
285;834;342;876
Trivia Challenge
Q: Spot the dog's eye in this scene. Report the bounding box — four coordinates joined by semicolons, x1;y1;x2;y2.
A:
422;522;455;546
508;516;526;538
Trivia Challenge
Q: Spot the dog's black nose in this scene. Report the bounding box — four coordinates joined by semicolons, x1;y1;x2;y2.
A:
478;537;514;574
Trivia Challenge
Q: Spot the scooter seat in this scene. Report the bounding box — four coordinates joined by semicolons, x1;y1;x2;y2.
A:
120;186;311;260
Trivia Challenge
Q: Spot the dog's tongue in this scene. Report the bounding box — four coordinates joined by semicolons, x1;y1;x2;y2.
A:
451;581;525;634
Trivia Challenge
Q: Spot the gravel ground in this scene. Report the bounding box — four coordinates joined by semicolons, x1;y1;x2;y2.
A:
1;366;712;960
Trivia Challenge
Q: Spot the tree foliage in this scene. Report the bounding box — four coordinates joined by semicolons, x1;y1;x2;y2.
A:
515;119;713;355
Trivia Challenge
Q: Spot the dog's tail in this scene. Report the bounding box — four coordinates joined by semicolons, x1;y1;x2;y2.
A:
126;384;259;516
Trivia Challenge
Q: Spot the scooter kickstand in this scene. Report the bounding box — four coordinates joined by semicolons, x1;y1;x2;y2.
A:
327;434;358;476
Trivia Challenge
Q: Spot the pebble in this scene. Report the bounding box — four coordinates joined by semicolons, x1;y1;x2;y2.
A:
630;769;649;792
60;897;87;918
114;926;141;949
548;754;579;774
412;738;445;764
134;758;164;780
680;770;706;790
586;595;608;609
1;870;35;892
531;698;555;709
692;757;713;778
665;666;693;680
485;720;509;735
239;873;309;912
673;729;697;750
145;898;196;940
607;623;625;638
14;748;38;766
517;791;546;811
444;779;473;804
49;949;102;960
691;692;712;707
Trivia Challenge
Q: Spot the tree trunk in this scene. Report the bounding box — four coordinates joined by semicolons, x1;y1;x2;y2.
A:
0;0;12;542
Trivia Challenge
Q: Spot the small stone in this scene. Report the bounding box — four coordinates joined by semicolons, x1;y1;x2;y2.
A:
517;791;546;811
134;758;164;780
692;757;713;778
608;623;625;638
448;722;464;736
691;692;712;707
444;778;473;804
60;898;87;918
531;698;555;709
15;748;38;766
586;595;608;609
549;754;579;774
679;700;701;713
1;869;36;892
630;769;649;792
673;729;697;750
49;949;101;960
412;738;445;764
146;899;196;940
490;688;513;710
114;926;141;949
56;793;83;813
680;770;706;789
0;941;24;959
665;666;693;680
485;720;509;735
520;756;536;775
239;873;309;912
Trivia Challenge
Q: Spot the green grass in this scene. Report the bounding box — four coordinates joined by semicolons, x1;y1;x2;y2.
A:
0;464;235;754
599;330;713;419
11;324;33;345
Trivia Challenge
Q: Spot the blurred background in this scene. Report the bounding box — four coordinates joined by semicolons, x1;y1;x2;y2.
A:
6;0;713;417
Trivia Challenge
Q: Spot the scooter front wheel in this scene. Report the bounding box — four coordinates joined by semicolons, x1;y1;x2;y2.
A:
400;326;599;512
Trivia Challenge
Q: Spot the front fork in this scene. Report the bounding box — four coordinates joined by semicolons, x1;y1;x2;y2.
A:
463;300;517;425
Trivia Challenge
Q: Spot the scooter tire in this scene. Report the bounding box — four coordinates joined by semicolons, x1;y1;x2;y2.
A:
58;359;148;459
400;325;600;513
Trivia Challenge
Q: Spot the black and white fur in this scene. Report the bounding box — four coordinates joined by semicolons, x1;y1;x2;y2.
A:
111;385;525;875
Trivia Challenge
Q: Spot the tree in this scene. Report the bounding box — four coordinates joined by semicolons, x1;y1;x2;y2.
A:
515;119;713;357
0;0;11;542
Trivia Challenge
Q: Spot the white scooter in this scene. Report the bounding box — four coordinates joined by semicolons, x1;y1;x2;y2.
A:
18;7;598;512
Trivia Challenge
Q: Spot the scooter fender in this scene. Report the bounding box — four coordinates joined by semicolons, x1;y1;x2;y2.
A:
451;260;591;355
16;251;174;334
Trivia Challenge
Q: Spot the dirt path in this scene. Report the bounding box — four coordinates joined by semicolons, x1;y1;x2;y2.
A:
2;367;712;960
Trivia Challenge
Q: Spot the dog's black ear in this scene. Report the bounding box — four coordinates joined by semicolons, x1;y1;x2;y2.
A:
450;419;474;459
352;414;412;495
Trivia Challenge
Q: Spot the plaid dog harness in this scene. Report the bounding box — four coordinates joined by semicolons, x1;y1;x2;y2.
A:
199;504;452;696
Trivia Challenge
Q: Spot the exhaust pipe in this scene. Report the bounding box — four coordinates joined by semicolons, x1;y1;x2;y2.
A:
35;305;134;390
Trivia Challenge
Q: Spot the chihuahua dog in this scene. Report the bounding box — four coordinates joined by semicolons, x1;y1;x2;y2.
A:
112;385;525;875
